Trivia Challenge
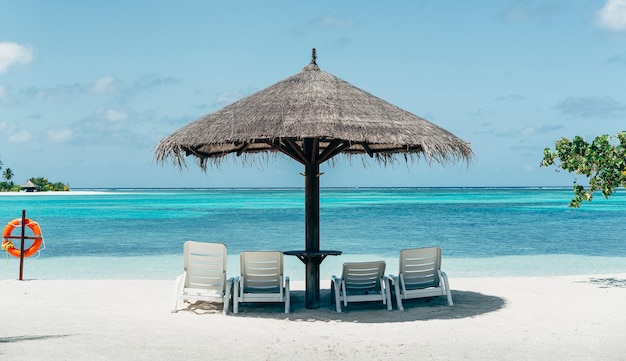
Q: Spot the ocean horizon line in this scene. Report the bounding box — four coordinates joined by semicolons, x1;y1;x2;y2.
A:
69;185;577;191
0;185;586;197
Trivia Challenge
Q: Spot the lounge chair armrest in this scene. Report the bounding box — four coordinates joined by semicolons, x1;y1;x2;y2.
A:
438;270;449;286
175;271;186;287
233;276;240;297
438;270;453;306
330;276;343;312
171;272;187;313
383;276;393;311
226;276;235;294
386;274;398;285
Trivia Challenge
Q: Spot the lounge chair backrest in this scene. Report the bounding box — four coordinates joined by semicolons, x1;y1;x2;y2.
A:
399;247;442;290
183;241;227;292
240;251;284;295
389;246;453;310
341;261;386;295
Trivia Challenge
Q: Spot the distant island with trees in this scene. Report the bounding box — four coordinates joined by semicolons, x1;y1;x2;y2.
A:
0;157;70;192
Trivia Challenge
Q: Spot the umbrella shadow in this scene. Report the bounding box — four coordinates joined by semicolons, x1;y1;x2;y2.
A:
178;301;227;314
585;277;626;288
229;288;505;323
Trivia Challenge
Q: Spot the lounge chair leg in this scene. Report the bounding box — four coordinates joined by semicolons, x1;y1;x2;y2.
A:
223;278;233;315
233;277;239;314
172;273;186;313
392;277;404;311
284;277;290;313
383;277;392;311
331;277;342;312
441;271;453;306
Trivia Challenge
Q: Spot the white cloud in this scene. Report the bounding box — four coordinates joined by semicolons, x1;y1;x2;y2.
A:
0;42;34;74
312;14;356;27
554;96;625;117
499;124;564;138
502;2;567;22
495;94;526;101
212;89;248;108
605;52;626;65
48;128;72;143
102;108;128;121
597;0;626;31
8;130;32;143
89;76;117;94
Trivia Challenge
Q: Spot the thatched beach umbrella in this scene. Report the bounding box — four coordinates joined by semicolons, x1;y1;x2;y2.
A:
156;49;473;309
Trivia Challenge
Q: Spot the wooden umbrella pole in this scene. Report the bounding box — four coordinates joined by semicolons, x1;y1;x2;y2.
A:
19;209;26;281
304;162;320;309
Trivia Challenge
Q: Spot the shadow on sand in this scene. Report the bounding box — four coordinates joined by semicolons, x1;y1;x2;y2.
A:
0;334;74;343
180;288;505;323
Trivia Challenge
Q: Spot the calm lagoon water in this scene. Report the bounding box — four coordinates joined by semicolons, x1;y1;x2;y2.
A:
1;187;625;280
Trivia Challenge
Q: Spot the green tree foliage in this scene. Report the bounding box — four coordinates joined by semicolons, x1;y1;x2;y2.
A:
0;179;15;191
3;168;14;181
0;159;16;191
29;177;70;192
541;131;626;207
0;182;16;191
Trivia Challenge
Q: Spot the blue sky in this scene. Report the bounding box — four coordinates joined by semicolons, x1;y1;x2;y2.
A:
1;1;625;188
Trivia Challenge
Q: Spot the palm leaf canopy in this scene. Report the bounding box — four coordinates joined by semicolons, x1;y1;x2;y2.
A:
155;50;473;169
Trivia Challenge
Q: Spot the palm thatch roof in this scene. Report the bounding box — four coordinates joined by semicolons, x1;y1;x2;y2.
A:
155;49;473;169
20;180;36;189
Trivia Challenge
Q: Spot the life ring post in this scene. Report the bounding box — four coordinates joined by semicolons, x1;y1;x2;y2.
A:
19;209;25;280
1;210;44;280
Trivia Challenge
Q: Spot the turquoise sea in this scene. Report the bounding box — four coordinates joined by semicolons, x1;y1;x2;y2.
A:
1;187;625;281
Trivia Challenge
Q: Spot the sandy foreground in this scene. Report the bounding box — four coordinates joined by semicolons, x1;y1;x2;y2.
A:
2;275;626;361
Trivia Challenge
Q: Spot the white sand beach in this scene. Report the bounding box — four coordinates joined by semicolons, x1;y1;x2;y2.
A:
2;275;625;361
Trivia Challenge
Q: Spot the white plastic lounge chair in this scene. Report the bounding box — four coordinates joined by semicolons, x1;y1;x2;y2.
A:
331;261;392;312
388;246;453;311
172;241;234;314
233;251;290;314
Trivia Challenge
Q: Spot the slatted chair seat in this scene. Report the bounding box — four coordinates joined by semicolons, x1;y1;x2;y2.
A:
172;241;234;314
331;261;392;312
233;251;290;314
387;246;453;311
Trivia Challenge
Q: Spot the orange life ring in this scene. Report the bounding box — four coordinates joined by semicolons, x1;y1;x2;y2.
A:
1;218;43;258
